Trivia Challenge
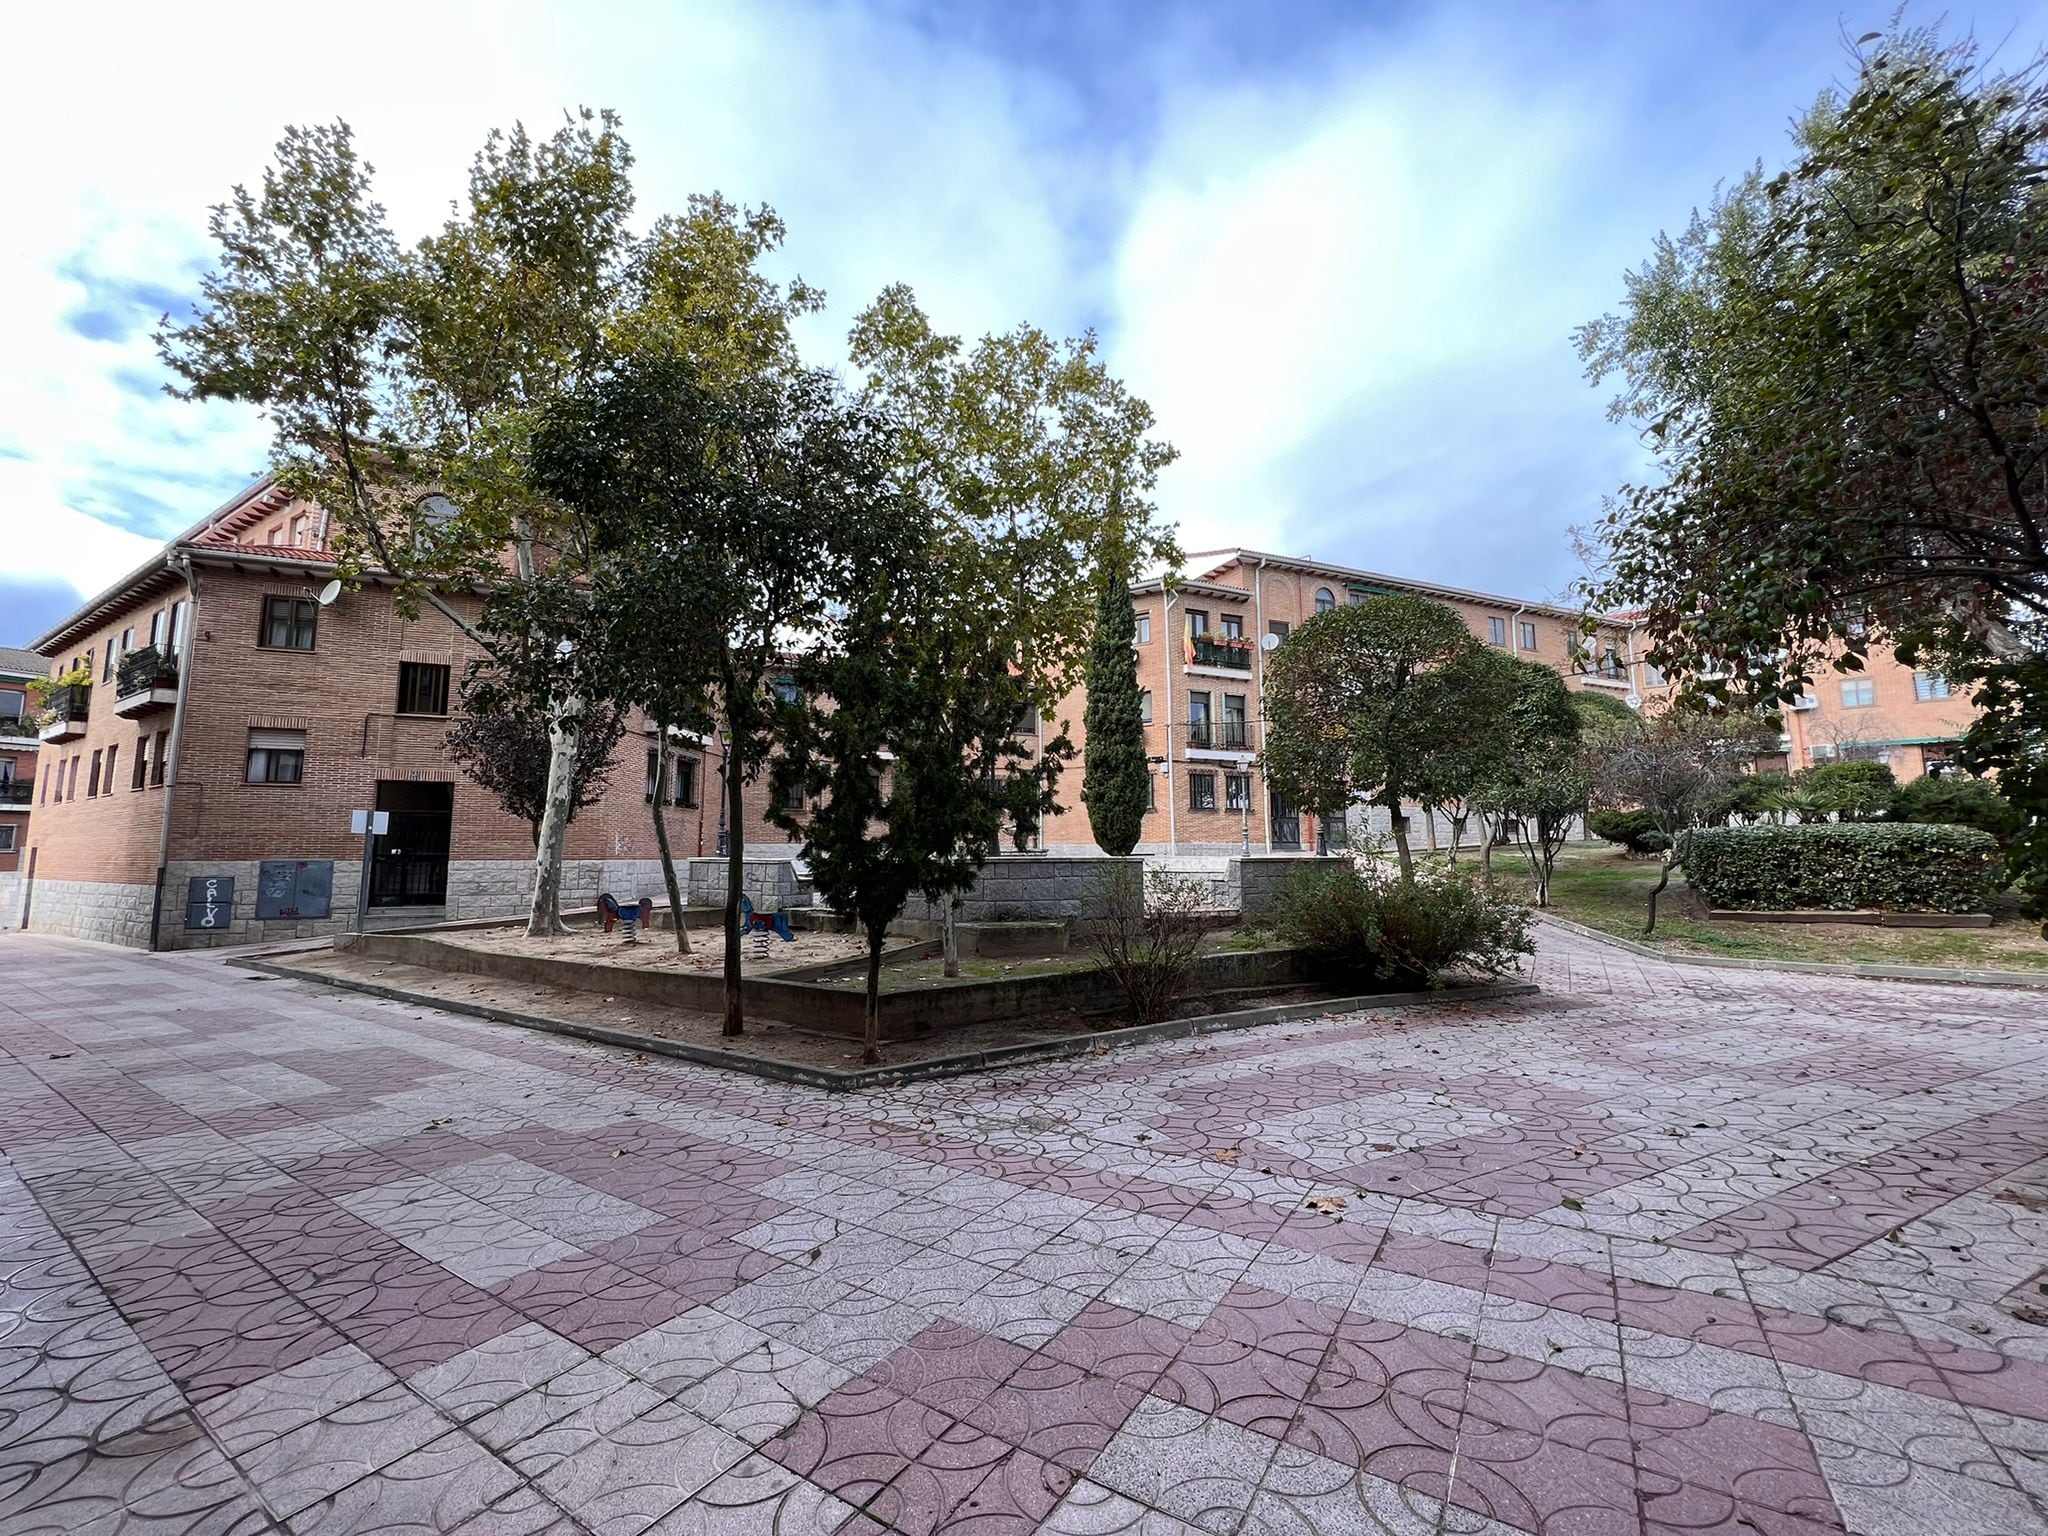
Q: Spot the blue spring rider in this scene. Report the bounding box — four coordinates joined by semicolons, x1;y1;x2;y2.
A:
738;894;795;959
598;892;654;944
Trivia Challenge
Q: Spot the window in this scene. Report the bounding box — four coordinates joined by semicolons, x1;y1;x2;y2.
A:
1134;611;1151;644
152;729;169;787
1840;679;1875;709
104;744;117;795
246;728;305;784
289;513;309;546
1518;621;1538;652
396;662;451;716
1146;773;1156;812
771;677;801;705
132;736;149;790
84;752;99;798
260;596;317;650
1489;616;1507;646
66;757;80;799
1642;660;1666;687
39;767;48;805
1222;693;1247;749
1913;672;1951;702
268;525;284;545
1187;690;1211;747
0;825;13;853
1268;619;1290;643
1225;773;1251;811
1220;613;1243;640
674;756;698;808
1188;772;1217;811
148;609;164;647
1186;609;1209;636
785;780;806;811
1138;689;1153;725
101;644;115;681
1314;588;1335;615
0;687;21;720
168;600;189;655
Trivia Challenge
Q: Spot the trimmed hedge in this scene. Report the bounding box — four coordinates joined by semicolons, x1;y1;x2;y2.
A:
1588;809;1670;855
1684;823;1996;913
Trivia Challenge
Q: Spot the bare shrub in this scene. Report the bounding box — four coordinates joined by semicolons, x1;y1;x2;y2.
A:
1092;867;1212;1024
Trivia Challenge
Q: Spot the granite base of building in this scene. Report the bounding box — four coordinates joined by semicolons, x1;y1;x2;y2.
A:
0;871;22;931
24;878;159;948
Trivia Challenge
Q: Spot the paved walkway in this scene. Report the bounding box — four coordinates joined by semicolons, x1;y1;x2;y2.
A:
2;927;2045;1536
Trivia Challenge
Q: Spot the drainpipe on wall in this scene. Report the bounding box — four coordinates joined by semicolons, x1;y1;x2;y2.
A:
1252;557;1272;856
1162;586;1180;857
146;551;201;952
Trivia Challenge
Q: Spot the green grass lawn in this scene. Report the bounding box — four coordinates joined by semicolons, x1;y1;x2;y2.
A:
1506;843;2048;973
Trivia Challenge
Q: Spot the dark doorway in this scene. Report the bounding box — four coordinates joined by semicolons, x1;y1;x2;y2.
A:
1270;793;1301;850
370;780;452;907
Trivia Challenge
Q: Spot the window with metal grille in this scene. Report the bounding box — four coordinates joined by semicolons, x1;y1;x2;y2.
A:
1188;772;1216;811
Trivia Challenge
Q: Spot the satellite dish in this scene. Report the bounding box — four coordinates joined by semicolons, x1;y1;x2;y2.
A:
1260;632;1281;652
316;579;343;607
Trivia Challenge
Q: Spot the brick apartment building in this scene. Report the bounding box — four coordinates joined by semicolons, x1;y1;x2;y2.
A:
0;646;43;924
1773;642;1975;780
22;476;772;950
1039;550;1655;857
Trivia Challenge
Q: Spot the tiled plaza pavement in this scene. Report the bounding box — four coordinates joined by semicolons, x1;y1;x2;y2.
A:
2;928;2046;1536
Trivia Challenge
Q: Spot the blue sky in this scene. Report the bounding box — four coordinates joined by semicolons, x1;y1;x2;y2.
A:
5;0;2043;647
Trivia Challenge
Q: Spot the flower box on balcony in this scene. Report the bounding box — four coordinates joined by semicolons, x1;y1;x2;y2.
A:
38;684;89;742
114;648;180;717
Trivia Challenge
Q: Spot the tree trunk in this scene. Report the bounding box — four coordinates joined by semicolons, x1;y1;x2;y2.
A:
862;921;886;1066
1478;813;1496;888
649;728;690;956
722;714;747;1037
1385;795;1414;881
525;700;581;937
942;897;960;979
1423;807;1439;855
1644;854;1673;937
1447;812;1467;866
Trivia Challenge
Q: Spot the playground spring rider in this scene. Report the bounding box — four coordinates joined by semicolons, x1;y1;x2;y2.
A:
598;893;654;944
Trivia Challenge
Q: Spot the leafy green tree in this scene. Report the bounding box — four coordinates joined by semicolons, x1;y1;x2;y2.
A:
1080;554;1149;857
770;505;1058;1064
1586;704;1776;933
1576;26;2048;914
1473;663;1585;906
848;286;1178;731
444;681;626;846
1579;30;2048;687
158;113;637;935
533;349;889;1035
1262;594;1481;879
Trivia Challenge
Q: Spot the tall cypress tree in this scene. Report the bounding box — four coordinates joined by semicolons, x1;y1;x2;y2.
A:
1081;557;1150;856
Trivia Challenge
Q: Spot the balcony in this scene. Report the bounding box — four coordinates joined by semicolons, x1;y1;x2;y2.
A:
114;647;180;717
1185;719;1250;752
1189;635;1254;671
0;780;29;806
0;717;30;741
38;684;89;743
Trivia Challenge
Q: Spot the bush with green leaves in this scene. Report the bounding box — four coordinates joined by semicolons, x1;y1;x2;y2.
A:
1887;774;2024;843
1685;823;1996;913
1269;861;1532;989
1587;809;1671;856
1792;760;1897;820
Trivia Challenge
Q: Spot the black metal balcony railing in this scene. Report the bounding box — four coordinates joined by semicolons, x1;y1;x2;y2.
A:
0;780;30;805
45;684;89;722
1184;719;1250;751
1190;635;1255;670
116;646;179;698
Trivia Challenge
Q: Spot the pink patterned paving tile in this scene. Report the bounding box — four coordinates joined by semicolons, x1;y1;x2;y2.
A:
863;1321;1035;1419
1038;1300;1185;1392
762;1383;957;1509
1632;1406;1842;1530
960;1355;1145;1475
490;1253;696;1350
